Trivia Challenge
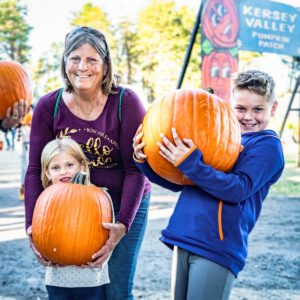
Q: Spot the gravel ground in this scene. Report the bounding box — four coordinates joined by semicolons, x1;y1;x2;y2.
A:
0;149;299;300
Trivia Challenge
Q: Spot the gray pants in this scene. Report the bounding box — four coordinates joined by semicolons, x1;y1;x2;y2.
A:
171;246;235;300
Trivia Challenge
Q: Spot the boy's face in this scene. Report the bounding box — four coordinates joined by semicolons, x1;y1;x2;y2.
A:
231;89;278;134
45;151;84;184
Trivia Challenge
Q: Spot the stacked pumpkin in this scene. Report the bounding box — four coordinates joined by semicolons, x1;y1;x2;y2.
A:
32;182;113;265
142;88;242;185
0;61;32;119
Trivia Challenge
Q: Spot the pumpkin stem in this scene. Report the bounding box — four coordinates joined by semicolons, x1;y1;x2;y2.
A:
203;87;214;94
71;172;87;185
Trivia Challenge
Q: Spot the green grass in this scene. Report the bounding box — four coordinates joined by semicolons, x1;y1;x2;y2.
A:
269;153;300;197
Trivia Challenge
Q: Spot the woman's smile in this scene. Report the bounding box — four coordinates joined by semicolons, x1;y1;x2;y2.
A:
76;74;90;78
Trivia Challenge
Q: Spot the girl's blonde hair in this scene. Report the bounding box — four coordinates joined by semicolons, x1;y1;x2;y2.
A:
41;138;91;188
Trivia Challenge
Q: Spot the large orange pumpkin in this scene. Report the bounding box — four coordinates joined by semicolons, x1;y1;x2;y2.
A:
32;183;113;265
142;89;241;185
0;61;32;119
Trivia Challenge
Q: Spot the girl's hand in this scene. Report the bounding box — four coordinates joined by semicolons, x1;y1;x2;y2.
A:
27;226;62;268
87;222;127;268
158;128;195;165
133;124;147;162
1;100;28;129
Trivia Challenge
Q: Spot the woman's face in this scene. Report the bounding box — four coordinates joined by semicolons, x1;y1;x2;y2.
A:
66;43;107;93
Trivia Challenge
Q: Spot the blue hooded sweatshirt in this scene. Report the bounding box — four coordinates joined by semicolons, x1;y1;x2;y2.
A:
135;130;284;276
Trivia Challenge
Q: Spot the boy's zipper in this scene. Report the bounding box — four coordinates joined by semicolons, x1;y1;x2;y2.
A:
218;200;224;240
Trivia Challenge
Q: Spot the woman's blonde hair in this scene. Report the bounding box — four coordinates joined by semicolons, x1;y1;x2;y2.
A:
41;138;91;188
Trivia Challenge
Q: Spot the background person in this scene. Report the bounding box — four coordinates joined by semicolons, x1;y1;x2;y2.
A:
0;100;28;153
133;70;284;300
4;127;16;150
25;26;151;300
16;106;33;200
0;99;28;131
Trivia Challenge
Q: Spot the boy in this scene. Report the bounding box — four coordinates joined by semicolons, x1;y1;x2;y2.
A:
133;70;284;300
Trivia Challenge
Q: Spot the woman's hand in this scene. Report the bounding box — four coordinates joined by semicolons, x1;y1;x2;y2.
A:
27;226;61;267
87;222;127;268
1;100;28;129
158;128;195;165
133;124;147;162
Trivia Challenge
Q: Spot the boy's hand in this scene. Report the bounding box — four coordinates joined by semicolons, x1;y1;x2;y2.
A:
158;128;195;165
133;124;147;162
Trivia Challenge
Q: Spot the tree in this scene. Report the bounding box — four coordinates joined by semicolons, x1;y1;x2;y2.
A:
136;0;201;102
281;56;300;91
238;50;261;71
70;3;114;50
30;42;64;101
115;19;139;84
0;0;32;64
69;3;120;75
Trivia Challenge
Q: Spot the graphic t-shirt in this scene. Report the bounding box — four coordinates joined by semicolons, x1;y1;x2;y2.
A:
25;87;151;230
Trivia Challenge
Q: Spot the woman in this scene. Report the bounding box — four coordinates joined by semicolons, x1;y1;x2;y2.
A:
25;26;151;300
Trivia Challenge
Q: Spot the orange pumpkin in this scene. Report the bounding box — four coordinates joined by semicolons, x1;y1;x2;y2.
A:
32;183;113;265
142;89;241;185
0;61;32;119
21;112;32;126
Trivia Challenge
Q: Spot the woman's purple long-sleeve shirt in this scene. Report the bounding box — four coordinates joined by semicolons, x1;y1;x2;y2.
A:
25;87;151;231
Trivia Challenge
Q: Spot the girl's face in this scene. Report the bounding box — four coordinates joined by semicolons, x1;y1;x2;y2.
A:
45;151;84;184
231;89;278;134
65;43;107;93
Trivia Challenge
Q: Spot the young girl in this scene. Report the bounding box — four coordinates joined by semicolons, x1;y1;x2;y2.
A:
28;138;110;300
133;70;284;299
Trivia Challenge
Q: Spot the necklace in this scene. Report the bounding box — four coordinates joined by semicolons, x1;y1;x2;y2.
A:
78;103;102;121
65;91;107;121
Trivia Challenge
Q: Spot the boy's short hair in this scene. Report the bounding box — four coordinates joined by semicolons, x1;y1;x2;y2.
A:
231;70;275;103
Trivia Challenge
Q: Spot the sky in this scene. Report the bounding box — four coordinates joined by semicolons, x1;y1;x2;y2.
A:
22;0;200;61
21;0;299;62
17;0;299;113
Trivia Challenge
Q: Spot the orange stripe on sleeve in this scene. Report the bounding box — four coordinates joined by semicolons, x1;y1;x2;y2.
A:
133;153;146;164
174;146;197;167
218;201;224;240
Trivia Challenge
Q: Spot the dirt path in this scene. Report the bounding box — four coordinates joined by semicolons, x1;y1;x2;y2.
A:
0;150;299;300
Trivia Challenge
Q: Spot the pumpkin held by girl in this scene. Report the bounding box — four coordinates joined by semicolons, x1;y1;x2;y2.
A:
32;180;113;265
142;88;242;185
0;61;32;119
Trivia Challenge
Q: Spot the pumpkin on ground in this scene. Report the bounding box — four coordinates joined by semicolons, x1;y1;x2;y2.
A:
32;182;113;265
142;88;242;185
0;61;32;119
